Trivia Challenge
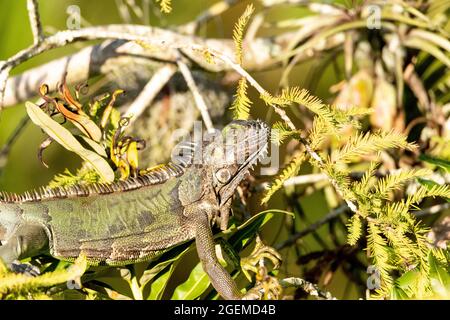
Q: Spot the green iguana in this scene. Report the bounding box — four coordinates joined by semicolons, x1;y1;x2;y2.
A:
0;120;273;300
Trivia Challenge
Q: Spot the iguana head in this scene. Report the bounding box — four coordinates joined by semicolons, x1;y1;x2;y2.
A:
203;120;270;206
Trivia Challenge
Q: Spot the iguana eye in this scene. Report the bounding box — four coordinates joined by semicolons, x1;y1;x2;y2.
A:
215;168;231;184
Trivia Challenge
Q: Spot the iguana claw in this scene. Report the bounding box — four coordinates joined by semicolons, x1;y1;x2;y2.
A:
10;261;41;277
242;265;283;300
239;236;282;300
240;236;282;282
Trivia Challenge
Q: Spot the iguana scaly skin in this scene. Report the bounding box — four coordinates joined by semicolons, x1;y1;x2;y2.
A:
0;120;270;300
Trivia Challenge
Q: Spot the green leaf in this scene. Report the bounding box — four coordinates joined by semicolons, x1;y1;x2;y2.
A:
404;36;450;68
396;269;420;291
25;102;115;182
147;265;175;300
226;209;294;249
140;242;193;288
429;253;450;297
420;154;450;173
79;135;108;158
409;29;450;53
170;262;210;300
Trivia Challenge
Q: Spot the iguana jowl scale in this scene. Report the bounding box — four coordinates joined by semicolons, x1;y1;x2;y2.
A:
0;120;270;300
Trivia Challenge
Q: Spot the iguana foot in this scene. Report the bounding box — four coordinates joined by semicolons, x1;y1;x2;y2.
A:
242;266;283;300
240;236;281;282
10;261;40;277
240;237;282;300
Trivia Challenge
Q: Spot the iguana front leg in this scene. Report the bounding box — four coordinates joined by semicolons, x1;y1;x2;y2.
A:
194;210;242;299
193;209;264;300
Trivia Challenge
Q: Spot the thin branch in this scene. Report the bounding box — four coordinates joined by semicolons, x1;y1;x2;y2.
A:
275;205;349;250
283;173;328;187
27;0;44;45
2;26;294;108
0;64;11;110
176;56;214;133
124;63;177;125
0;116;30;170
280;277;336;300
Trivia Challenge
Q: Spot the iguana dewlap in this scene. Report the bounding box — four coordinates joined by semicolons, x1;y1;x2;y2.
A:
0;120;270;300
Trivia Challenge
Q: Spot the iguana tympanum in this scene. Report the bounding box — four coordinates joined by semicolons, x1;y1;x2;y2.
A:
0;120;273;300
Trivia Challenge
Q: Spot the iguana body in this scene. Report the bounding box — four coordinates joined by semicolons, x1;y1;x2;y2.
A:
0;120;270;300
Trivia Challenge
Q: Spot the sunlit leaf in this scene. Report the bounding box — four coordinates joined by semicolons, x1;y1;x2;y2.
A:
420;154;450;173
171;262;210;300
25;102;114;182
147;265;175;300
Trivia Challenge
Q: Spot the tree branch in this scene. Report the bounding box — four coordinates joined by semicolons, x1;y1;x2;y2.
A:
124;63;177;125
280;277;336;299
27;0;44;45
176;56;214;133
1;27;298;108
275;204;349;250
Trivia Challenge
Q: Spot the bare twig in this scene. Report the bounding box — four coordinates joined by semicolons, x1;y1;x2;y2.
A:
404;62;430;112
2;27;294;107
176;56;214;133
0;64;11;110
283;173;328;187
275;205;348;250
124;63;177;125
0;116;30;169
280;277;336;299
27;0;44;45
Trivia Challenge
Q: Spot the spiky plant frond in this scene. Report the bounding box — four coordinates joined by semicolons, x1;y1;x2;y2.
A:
155;0;172;13
262;87;336;127
0;255;87;299
232;4;254;64
271;121;300;145
261;153;306;204
374;168;432;199
333;130;415;164
347;215;362;246
48;167;101;188
367;222;394;294
231;78;252;120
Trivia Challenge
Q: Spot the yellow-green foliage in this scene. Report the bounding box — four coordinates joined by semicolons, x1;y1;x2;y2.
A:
0;255;87;299
232;4;254;65
230;4;254;120
263;87;331;119
49;167;101;188
252;78;449;298
262;153;305;204
231;78;252;120
332;130;415;164
155;0;171;13
346;215;362;246
271;121;301;146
